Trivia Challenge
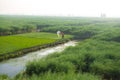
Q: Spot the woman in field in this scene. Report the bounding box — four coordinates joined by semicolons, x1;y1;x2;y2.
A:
57;31;64;39
57;31;61;38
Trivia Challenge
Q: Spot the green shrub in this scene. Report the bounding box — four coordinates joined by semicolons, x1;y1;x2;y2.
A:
0;74;9;80
26;59;75;76
14;72;101;80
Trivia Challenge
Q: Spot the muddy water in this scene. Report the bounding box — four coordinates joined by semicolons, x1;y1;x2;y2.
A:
0;41;77;77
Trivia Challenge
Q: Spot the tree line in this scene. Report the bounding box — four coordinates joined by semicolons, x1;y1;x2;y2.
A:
0;25;35;36
0;24;53;36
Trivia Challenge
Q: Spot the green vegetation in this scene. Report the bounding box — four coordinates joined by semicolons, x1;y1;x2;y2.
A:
25;39;120;80
15;32;69;39
24;17;120;80
0;34;54;54
0;32;72;61
0;15;120;80
0;72;101;80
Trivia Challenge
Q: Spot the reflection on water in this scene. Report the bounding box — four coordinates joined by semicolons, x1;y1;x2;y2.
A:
0;41;77;77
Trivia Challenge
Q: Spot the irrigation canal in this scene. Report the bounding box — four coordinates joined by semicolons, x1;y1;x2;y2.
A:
0;41;77;78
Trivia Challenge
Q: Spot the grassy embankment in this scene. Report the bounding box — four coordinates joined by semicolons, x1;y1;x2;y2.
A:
0;32;72;61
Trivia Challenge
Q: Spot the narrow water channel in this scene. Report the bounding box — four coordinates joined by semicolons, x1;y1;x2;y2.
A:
0;41;77;78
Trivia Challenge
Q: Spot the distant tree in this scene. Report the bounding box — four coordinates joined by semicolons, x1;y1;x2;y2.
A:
0;27;4;35
36;24;53;32
0;27;11;35
23;24;35;32
10;25;20;34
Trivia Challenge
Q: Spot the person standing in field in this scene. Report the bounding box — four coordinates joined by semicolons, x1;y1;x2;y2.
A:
60;31;64;39
57;31;61;38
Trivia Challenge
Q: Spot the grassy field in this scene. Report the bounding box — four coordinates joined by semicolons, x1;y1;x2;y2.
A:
15;32;65;39
23;40;120;80
0;32;72;55
0;15;120;80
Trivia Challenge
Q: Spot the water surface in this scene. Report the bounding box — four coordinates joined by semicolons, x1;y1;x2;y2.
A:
0;41;77;77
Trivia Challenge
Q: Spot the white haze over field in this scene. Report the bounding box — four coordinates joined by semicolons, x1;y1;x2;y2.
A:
0;0;120;17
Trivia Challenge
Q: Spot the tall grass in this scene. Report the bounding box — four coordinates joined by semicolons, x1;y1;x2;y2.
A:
12;72;101;80
26;39;120;80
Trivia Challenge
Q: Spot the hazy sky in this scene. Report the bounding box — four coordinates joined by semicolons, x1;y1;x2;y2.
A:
0;0;120;17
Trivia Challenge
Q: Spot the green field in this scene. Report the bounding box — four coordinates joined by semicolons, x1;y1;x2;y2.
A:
0;15;120;80
0;32;72;55
25;39;120;80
